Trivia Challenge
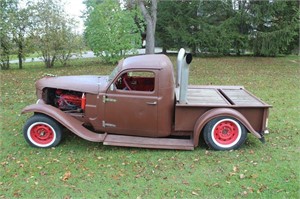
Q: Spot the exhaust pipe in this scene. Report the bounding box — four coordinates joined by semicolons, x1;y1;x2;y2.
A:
176;48;193;104
176;48;185;87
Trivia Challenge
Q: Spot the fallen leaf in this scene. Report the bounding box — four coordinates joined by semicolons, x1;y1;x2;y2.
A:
131;150;137;154
240;174;245;179
40;171;47;176
233;166;239;172
64;195;72;199
13;191;21;198
242;191;248;196
192;191;199;196
62;171;71;181
247;187;254;193
258;185;268;192
250;174;258;179
135;174;141;178
229;172;236;176
182;180;189;185
112;175;119;180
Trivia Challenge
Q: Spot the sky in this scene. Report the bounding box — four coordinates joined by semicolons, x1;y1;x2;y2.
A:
64;0;86;33
19;0;86;34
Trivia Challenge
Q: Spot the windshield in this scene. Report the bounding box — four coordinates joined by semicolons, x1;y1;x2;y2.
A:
108;66;120;82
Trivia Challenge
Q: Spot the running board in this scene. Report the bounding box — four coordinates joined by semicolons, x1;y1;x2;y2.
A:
103;135;194;150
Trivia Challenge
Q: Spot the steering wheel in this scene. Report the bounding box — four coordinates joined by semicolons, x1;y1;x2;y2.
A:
123;76;132;90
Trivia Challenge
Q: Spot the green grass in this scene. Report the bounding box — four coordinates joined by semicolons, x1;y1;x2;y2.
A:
1;55;299;198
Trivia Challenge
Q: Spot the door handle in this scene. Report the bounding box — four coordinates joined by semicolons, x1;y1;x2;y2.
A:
146;101;157;105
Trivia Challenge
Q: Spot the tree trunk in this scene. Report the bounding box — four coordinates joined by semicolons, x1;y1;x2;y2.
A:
50;55;56;67
45;59;51;68
138;0;157;54
1;60;10;70
1;45;10;70
18;43;23;69
43;52;55;68
145;22;155;54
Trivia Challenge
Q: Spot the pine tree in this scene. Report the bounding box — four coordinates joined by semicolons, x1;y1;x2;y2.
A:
248;0;299;56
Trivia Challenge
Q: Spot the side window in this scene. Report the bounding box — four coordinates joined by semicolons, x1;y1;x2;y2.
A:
115;71;155;92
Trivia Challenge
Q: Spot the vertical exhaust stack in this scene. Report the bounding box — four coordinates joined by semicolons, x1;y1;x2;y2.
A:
176;48;186;87
176;48;193;104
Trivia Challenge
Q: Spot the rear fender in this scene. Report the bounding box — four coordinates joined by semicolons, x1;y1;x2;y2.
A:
193;108;262;147
22;104;106;142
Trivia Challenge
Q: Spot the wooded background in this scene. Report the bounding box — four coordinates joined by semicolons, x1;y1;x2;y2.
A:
1;0;299;69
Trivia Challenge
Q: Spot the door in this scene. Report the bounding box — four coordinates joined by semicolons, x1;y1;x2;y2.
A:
103;71;158;137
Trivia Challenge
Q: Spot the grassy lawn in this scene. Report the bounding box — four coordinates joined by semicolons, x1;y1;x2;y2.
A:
0;55;299;198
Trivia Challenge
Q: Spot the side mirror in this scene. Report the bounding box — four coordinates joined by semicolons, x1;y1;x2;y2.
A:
110;84;115;91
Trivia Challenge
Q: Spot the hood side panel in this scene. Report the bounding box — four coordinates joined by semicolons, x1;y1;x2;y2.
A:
36;75;108;94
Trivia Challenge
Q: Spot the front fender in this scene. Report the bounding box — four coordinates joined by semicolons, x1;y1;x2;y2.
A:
193;108;263;147
22;104;106;142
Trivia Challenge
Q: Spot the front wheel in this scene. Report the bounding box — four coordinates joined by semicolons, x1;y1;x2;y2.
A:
203;117;247;150
23;114;62;148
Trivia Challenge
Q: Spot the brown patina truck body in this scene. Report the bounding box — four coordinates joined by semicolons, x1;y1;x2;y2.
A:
22;50;271;150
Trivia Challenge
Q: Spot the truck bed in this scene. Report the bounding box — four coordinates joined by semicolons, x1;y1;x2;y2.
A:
176;85;269;107
174;85;270;132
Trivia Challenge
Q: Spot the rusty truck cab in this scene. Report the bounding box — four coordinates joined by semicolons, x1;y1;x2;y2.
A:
101;54;175;137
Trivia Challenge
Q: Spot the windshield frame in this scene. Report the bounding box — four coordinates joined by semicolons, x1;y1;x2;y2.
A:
108;65;120;82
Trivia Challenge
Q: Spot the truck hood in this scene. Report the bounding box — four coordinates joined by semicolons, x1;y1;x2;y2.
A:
36;75;109;94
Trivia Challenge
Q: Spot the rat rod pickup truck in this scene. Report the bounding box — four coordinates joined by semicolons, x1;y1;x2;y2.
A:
22;49;271;150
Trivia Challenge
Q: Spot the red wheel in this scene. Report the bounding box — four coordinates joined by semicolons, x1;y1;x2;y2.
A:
212;119;240;147
23;114;62;148
28;122;56;147
203;117;247;150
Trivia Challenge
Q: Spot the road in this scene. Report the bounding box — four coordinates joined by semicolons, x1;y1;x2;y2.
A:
10;48;177;64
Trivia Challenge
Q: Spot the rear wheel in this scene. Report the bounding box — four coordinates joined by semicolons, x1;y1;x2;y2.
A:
203;117;247;150
23;114;62;148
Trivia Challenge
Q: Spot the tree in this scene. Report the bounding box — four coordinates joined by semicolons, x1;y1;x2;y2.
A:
156;0;235;55
53;18;84;67
156;0;299;56
11;5;31;69
229;0;251;55
30;0;80;68
0;0;17;70
248;0;299;56
156;1;185;51
84;0;141;63
137;0;157;54
57;30;84;67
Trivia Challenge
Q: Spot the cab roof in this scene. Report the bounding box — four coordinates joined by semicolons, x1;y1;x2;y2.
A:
119;54;173;71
